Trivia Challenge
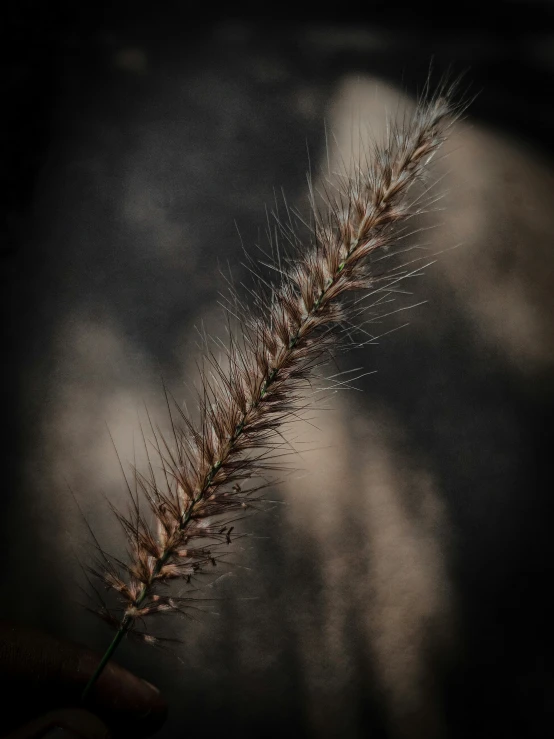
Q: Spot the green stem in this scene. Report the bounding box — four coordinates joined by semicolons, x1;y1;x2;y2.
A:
81;617;130;703
81;553;172;702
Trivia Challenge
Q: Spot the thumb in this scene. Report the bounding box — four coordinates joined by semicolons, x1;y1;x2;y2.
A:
3;709;109;739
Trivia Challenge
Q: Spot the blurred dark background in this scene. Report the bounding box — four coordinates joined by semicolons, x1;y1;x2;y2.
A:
3;2;554;738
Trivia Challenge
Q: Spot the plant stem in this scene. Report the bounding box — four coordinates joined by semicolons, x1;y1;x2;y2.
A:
81;617;130;703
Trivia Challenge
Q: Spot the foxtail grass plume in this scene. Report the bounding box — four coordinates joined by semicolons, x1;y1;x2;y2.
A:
81;80;465;700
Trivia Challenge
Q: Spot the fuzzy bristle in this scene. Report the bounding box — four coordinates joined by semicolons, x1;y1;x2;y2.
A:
89;84;463;648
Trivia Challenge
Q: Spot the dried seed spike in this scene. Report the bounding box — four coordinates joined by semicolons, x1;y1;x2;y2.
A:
82;86;464;702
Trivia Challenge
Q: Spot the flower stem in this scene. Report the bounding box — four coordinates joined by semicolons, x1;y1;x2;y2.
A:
81;617;131;703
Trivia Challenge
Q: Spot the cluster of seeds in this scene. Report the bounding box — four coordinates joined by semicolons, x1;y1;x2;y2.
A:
88;90;459;652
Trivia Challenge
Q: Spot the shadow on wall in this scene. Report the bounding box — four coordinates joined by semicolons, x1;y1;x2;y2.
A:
5;17;554;739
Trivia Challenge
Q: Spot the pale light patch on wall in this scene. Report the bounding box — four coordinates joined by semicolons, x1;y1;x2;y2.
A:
281;395;456;739
282;399;365;738
323;75;412;177
33;313;163;553
432;117;554;373
359;413;456;739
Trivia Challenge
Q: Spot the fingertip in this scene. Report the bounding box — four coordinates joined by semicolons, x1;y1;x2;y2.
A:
0;622;168;736
88;663;168;736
